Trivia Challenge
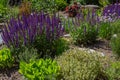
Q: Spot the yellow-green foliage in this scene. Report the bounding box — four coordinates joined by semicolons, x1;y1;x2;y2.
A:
19;59;60;80
0;48;14;69
56;48;107;80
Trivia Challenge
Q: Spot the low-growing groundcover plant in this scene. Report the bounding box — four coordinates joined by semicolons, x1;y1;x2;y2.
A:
0;48;14;69
14;47;38;63
19;59;60;80
1;12;66;60
55;48;109;80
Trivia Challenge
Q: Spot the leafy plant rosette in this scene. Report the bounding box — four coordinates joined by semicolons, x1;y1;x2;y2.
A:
19;58;60;80
0;48;14;69
70;22;98;45
1;12;65;59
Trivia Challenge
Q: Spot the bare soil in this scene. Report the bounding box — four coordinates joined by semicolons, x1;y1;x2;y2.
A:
0;65;23;80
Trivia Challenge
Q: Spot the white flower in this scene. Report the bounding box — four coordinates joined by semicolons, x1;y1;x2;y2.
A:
99;52;105;56
113;34;117;38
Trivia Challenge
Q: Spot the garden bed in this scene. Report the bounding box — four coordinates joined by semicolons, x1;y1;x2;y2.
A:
0;0;120;80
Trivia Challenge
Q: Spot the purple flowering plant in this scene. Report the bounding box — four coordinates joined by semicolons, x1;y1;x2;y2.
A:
69;9;99;45
98;2;120;40
1;12;65;57
100;2;120;22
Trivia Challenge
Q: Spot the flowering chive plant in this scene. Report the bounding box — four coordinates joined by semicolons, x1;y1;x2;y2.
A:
1;12;64;57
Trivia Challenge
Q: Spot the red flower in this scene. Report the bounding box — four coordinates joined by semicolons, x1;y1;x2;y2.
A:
65;6;69;12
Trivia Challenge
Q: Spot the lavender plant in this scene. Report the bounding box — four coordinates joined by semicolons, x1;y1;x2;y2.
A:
1;12;65;58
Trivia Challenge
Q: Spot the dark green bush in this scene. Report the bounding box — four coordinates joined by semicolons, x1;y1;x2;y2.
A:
15;47;38;63
29;0;57;13
0;48;14;69
70;23;98;45
55;0;67;11
34;37;68;58
98;22;112;40
0;4;8;20
19;58;60;80
56;48;108;80
0;0;8;7
110;33;120;57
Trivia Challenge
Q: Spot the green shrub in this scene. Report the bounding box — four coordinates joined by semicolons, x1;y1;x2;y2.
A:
0;0;8;7
70;23;98;45
55;48;107;80
99;0;109;7
0;48;14;69
55;0;67;11
19;59;60;80
110;33;120;57
14;47;38;63
0;4;8;19
34;37;68;58
106;61;120;80
98;22;112;40
29;0;57;13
